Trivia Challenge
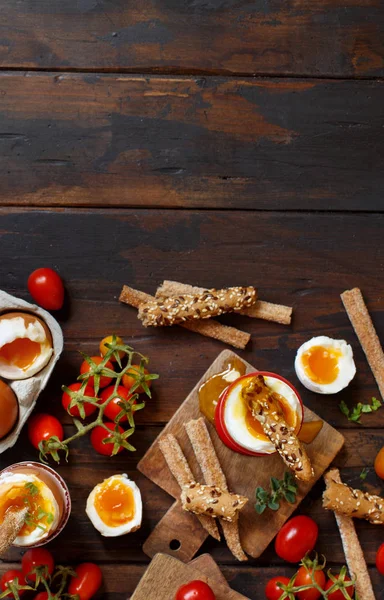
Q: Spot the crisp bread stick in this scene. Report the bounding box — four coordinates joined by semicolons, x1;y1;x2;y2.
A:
324;469;375;600
341;287;384;401
242;375;314;482
185;418;248;561
158;434;220;541
156;280;292;325
119;285;250;349
138;286;257;327
181;483;248;522
323;473;384;524
0;506;28;556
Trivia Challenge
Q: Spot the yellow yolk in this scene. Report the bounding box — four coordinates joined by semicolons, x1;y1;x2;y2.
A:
0;338;41;370
0;481;52;536
301;345;341;384
95;480;135;527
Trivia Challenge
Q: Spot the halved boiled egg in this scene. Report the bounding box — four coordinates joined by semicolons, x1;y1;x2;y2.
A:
86;474;142;537
0;312;53;380
295;336;356;394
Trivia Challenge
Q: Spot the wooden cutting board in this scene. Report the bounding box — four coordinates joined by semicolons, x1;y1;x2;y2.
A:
138;350;344;561
130;553;249;599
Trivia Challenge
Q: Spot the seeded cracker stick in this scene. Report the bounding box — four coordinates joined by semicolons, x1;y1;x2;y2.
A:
323;469;375;600
341;287;384;401
181;483;248;522
0;506;28;556
138;286;257;327
119;285;251;349
242;375;314;482
185;418;248;562
323;472;384;524
156;280;292;325
158;434;220;540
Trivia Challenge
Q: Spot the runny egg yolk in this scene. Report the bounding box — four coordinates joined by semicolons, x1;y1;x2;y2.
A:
244;393;297;440
0;338;41;370
95;479;135;527
301;345;341;385
0;481;52;536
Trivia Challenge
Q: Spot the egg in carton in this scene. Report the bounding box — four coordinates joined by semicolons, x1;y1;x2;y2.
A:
0;290;64;454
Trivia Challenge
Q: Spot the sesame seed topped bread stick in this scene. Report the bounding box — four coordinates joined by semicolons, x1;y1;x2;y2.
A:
180;483;248;522
158;434;220;541
242;375;314;482
323;471;384;524
341;287;384;401
119;285;251;349
185;418;248;562
138;286;257;327
0;506;28;556
324;469;376;600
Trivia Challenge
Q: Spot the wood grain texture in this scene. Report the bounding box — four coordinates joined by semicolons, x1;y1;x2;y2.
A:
0;74;384;210
0;1;383;77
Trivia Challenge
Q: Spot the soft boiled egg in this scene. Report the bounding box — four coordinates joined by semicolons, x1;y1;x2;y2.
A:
295;336;356;394
0;312;53;380
0;473;59;546
86;474;142;537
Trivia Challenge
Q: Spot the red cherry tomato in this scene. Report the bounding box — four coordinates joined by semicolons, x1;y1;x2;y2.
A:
376;543;384;575
295;566;326;600
80;357;114;389
90;422;124;456
275;516;318;563
21;548;55;583
68;563;102;600
374;447;384;480
100;386;132;422
62;383;97;418
33;594;49;600
175;580;216;600
28;413;64;450
265;576;290;600
122;365;151;394
27;268;64;311
0;570;27;598
324;575;354;600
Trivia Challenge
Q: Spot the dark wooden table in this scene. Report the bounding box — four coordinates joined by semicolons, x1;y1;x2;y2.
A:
0;1;384;598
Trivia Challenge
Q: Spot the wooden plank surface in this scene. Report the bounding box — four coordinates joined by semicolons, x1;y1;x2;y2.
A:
0;74;383;210
0;1;383;77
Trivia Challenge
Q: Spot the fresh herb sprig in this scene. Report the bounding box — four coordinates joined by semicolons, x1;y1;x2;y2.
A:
22;482;54;532
38;336;158;463
359;467;369;481
255;472;298;514
0;561;79;600
339;397;381;424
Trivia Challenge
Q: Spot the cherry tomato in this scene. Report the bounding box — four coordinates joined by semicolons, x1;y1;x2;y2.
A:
28;413;64;450
265;576;290;600
100;386;132;422
21;548;55;583
175;580;216;600
374;447;384;480
27;268;64;311
376;542;384;575
295;566;326;600
80;357;114;389
33;594;49;600
324;575;354;600
99;335;124;361
90;422;124;456
122;365;150;394
68;563;102;600
62;383;97;418
275;516;318;563
0;570;27;598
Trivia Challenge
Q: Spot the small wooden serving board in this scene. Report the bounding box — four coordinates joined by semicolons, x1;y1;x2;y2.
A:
138;350;344;561
130;553;249;599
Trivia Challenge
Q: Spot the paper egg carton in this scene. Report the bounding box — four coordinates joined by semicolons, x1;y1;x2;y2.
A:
0;290;64;454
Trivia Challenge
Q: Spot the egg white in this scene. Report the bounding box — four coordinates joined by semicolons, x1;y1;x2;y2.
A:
295;336;356;394
0;473;59;546
0;315;53;380
86;474;142;537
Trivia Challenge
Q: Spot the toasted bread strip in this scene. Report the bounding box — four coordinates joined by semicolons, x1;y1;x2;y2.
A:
158;434;220;540
341;287;384;401
185;418;248;562
323;472;384;524
181;483;248;522
324;469;375;600
242;375;314;482
156;280;292;325
119;285;250;349
0;506;28;556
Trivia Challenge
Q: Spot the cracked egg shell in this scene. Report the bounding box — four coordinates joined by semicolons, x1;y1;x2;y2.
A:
0;312;53;380
0;380;18;439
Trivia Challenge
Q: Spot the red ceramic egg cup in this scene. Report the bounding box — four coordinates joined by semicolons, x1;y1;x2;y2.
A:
214;371;304;457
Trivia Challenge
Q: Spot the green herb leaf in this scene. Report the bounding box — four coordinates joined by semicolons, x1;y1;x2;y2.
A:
25;482;39;496
359;467;369;480
254;473;298;514
339;397;382;424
